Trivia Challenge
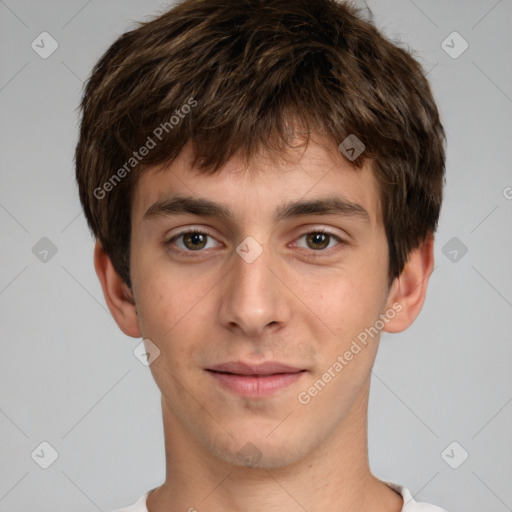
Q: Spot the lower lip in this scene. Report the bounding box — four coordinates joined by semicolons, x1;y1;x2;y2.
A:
207;370;305;397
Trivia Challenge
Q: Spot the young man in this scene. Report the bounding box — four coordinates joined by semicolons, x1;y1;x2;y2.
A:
75;0;447;510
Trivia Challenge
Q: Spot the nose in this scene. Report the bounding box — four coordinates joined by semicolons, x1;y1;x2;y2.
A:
218;240;291;338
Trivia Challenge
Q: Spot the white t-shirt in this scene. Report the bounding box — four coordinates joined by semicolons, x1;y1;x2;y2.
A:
112;482;447;511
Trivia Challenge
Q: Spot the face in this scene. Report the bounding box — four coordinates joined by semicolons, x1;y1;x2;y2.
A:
128;137;395;468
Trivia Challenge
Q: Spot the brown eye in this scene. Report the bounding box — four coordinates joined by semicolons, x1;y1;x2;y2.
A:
296;230;343;252
305;232;331;250
182;232;208;250
166;229;219;252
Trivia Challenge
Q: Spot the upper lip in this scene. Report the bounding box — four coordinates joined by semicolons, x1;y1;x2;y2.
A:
207;361;305;375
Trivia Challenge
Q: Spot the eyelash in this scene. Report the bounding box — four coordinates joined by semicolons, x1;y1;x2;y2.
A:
165;227;346;258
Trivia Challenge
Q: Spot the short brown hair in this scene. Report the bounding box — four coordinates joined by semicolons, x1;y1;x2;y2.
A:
75;0;446;289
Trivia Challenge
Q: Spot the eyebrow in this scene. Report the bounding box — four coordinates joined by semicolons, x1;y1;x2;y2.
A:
143;194;371;225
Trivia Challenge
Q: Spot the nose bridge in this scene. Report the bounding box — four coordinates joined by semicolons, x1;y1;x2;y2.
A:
219;237;288;335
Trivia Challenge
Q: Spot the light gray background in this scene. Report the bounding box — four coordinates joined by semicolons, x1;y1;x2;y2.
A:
1;0;511;510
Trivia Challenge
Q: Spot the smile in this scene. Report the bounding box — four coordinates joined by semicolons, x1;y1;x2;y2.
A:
206;361;307;397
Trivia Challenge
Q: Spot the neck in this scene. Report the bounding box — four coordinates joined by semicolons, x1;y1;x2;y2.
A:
147;383;402;512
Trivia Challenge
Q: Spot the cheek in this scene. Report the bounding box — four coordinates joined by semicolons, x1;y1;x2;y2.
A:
134;272;181;348
134;269;212;360
303;265;385;344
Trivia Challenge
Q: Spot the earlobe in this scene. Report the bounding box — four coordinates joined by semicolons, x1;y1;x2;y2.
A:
93;241;141;338
382;234;435;334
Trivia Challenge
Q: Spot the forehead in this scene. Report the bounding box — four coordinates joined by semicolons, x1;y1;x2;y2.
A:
132;137;382;228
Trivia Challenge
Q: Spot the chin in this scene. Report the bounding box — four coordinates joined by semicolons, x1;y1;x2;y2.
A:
206;429;310;470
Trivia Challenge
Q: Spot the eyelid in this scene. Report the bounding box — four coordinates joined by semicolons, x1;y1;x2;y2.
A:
165;227;221;249
291;227;346;251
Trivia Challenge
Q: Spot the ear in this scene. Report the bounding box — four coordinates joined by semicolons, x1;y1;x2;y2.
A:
94;240;141;338
382;233;435;333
